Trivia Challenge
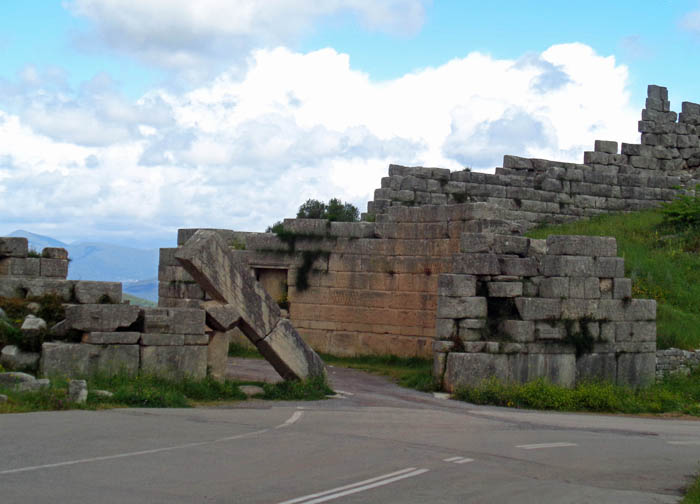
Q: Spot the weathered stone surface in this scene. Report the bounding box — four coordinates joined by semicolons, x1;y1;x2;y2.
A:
73;281;123;304
184;333;209;345
508;353;575;387
443;352;508;392
175;230;325;380
175;231;280;339
140;345;207;380
0;257;40;276
143;307;205;335
21;315;46;348
0;371;36;387
0;345;40;371
438;296;487;319
141;333;185;346
40;342;139;377
546;235;617;257
91;389;114;398
15;377;51;392
66;304;140;332
82;332;141;345
41;247;68;260
576;353;617;383
617;353;656;387
207;331;230;382
499;320;535;342
0;394;7;403
0;237;28;258
437;274;477;297
487;281;523;298
515;298;561;321
542;255;595;277
68;380;88;404
203;303;242;331
40;258;68;278
256;319;326;381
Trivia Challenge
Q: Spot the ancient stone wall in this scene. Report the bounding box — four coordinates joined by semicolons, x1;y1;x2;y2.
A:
434;234;656;391
159;84;692;382
656;348;700;380
366;85;698;222
0;237;220;380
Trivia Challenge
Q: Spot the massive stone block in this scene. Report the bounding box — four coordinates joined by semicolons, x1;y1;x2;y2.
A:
175;230;325;381
65;304;141;332
40;342;139;377
0;237;28;258
74;281;123;304
140;345;207;380
143;307;205;335
443;352;508;392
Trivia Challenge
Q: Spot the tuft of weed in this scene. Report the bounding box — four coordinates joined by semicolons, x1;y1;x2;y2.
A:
261;375;333;400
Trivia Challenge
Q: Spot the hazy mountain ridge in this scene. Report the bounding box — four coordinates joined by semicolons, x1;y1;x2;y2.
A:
8;230;159;301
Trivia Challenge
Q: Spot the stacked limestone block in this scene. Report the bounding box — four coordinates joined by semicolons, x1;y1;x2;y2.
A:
366;85;697;222
434;234;656;392
40;306;211;380
164;203;526;359
656;348;700;380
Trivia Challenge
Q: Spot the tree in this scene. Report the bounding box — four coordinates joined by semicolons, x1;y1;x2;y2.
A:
267;198;360;233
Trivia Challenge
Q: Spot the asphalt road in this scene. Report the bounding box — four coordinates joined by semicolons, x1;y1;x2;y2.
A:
1;358;699;503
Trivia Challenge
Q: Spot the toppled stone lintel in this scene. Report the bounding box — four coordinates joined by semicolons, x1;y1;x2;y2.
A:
175;230;326;381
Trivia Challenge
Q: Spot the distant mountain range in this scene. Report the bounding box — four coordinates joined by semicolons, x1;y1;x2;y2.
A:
8;230;159;301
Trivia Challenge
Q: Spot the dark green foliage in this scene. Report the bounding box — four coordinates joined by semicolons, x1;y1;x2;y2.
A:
661;185;700;229
296;198;359;222
452;193;469;204
261;376;333;400
27;249;41;258
683;473;700;504
563;319;595;357
296;250;330;291
455;369;700;416
266;221;284;234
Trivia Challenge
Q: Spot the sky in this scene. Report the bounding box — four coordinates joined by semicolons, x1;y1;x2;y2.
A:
1;0;699;249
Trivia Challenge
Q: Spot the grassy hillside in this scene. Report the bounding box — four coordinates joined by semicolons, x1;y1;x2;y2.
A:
527;209;699;350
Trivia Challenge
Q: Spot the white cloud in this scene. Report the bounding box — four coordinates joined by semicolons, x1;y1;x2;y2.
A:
65;0;429;75
0;43;639;247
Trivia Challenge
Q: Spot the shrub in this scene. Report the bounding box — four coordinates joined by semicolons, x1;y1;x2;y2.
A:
661;185;699;229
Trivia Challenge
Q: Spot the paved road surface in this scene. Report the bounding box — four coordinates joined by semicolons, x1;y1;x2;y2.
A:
1;358;699;503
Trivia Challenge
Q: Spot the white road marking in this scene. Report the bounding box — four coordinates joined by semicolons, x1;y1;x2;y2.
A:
432;392;450;400
278;467;429;504
333;390;354;396
668;441;700;446
442;456;473;464
516;442;578;450
276;410;304;429
1;410;304;475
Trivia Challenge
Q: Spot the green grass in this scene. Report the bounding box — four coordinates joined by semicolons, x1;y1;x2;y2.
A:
455;368;700;416
320;353;437;392
683;472;700;504
526;209;700;350
122;293;157;307
228;341;262;359
0;372;333;413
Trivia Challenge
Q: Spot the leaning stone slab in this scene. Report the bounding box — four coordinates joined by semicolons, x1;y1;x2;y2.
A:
74;281;123;304
175;230;325;381
65;304;140;332
204;303;242;332
256;319;326;381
